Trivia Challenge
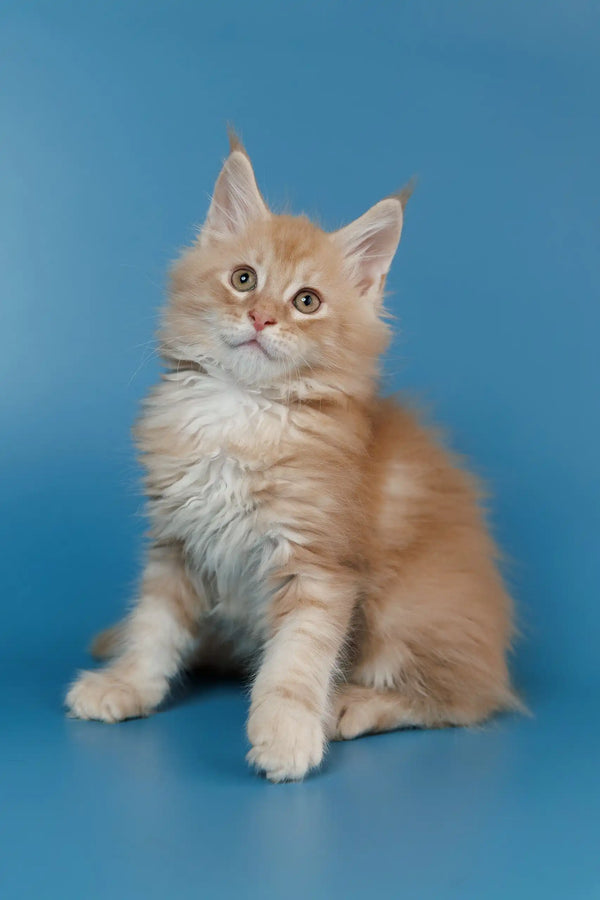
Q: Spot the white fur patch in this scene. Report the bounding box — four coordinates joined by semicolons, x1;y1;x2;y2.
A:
145;368;292;658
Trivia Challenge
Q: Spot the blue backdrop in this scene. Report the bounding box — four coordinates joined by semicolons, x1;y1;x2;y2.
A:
1;2;599;898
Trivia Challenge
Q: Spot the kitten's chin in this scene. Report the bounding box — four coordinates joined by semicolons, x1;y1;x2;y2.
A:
214;342;283;387
175;337;314;391
211;332;291;385
226;336;275;360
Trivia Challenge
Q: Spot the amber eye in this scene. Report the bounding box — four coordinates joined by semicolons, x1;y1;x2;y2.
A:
292;289;321;314
231;267;257;292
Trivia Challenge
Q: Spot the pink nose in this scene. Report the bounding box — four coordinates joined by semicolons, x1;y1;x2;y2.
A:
248;309;277;332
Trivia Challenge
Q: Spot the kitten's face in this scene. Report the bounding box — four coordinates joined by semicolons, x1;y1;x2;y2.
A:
166;216;389;388
162;141;405;393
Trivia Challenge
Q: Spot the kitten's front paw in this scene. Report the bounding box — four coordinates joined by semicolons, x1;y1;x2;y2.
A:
247;696;325;782
65;670;149;723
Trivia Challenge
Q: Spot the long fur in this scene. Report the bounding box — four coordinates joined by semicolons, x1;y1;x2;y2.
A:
66;139;518;781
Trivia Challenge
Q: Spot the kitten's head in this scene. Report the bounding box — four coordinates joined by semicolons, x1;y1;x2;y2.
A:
163;135;407;397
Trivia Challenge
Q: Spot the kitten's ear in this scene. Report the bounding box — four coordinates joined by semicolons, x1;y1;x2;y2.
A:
331;196;405;300
202;137;269;241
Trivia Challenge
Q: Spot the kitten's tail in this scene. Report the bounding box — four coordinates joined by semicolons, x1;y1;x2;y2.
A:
90;622;125;660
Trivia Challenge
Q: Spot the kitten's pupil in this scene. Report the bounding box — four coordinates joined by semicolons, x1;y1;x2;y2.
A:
240;273;248;282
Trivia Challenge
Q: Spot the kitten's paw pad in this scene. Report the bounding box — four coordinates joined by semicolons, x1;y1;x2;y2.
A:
65;671;147;723
247;698;325;782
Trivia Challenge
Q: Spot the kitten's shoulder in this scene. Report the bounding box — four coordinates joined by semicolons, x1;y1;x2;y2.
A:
371;395;437;449
370;394;477;488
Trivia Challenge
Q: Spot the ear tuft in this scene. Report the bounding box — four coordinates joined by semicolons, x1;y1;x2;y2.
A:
393;176;417;212
226;124;246;156
331;196;404;300
202;139;268;241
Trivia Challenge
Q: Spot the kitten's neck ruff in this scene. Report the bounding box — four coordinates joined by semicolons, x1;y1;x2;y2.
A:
162;352;379;410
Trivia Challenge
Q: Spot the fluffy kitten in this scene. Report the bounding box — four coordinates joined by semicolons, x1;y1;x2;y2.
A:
66;134;518;781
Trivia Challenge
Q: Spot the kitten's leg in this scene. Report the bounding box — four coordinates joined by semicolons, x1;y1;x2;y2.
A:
66;543;203;723
330;635;519;741
332;548;519;741
330;683;494;740
247;573;356;782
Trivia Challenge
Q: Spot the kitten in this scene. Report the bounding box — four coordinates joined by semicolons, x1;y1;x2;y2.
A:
66;133;518;781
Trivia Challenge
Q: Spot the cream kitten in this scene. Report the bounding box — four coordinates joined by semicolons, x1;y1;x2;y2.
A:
66;133;518;781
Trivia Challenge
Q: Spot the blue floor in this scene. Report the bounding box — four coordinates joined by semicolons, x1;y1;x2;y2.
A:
2;656;599;899
2;456;599;898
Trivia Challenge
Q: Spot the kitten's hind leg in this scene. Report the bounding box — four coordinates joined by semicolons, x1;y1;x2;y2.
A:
66;543;203;723
329;683;509;741
89;622;124;660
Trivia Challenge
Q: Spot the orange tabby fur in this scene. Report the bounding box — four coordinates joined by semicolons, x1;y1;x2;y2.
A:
66;134;517;781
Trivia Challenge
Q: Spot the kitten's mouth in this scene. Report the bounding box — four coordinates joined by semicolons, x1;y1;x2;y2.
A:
231;337;273;358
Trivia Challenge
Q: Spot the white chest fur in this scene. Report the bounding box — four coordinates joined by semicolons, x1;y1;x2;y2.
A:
145;369;292;653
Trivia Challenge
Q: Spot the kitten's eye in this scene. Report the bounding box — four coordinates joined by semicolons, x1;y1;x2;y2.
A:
292;289;321;314
231;267;257;292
